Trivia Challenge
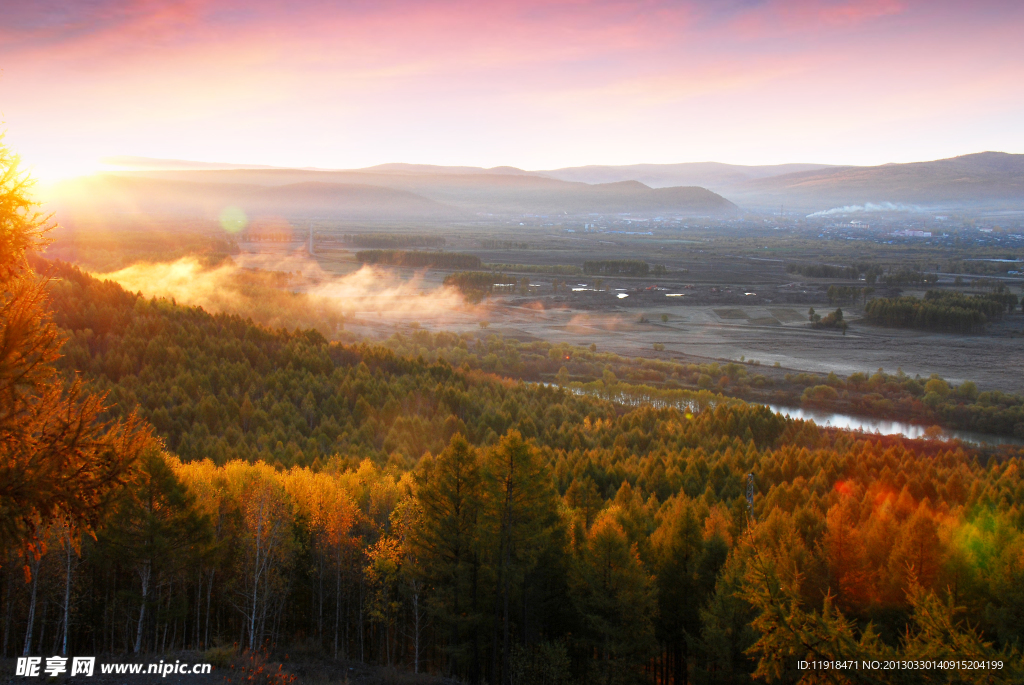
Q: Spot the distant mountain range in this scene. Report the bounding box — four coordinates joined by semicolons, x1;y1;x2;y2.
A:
46;167;738;223
50;176;461;222
541;153;1024;211
538;162;836;190
48;151;1024;220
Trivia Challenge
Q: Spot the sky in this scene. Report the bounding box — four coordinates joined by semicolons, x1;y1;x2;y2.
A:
1;0;1023;179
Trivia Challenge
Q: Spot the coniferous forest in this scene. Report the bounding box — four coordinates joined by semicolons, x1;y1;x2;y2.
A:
3;148;1024;685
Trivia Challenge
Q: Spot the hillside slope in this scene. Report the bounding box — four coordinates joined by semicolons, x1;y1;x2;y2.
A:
19;258;1024;683
735;151;1024;210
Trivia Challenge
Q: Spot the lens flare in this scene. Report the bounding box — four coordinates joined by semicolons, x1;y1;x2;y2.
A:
220;206;248;233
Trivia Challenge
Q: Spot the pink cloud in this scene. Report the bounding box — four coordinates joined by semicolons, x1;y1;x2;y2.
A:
723;0;907;41
1;0;1022;170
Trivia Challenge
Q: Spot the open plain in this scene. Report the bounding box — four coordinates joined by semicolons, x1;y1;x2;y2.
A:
224;228;1024;394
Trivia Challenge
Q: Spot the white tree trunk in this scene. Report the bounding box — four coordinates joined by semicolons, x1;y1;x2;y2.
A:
22;559;40;657
134;562;151;654
61;535;73;656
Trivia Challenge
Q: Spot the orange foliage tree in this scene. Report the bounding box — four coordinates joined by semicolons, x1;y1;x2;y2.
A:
0;136;152;569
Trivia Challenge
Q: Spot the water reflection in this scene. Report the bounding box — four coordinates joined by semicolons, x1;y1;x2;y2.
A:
766;405;1023;447
543;382;1022;447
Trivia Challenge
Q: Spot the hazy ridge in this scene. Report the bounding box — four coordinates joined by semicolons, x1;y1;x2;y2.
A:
53;151;1024;219
538;161;836;190
544;152;1024;211
46;168;738;221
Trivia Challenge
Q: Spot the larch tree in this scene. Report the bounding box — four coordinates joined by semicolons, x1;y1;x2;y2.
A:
412;434;483;678
651;495;710;685
888;503;942;597
564;475;602;530
740;538;890;684
0;135;153;570
821;496;872;613
99;449;211;653
482;430;558;685
570;508;656;685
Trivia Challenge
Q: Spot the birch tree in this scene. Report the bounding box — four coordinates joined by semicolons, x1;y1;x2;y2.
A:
227;462;295;651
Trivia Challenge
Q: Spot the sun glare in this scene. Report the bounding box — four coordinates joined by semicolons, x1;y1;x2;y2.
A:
30;155;104;183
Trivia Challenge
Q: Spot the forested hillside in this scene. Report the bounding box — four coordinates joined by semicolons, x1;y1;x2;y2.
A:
40;260;602;467
2;260;1024;684
37;255;1024;441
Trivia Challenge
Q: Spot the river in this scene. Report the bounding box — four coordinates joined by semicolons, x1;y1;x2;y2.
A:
545;382;1022;447
765;405;1023;447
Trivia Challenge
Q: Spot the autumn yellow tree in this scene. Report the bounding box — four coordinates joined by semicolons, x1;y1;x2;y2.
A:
284;467;357;655
571;508;656;685
224;462;296;651
821;495;872;613
365;496;421;669
651;495;723;685
173;457;234;650
0;135;152;568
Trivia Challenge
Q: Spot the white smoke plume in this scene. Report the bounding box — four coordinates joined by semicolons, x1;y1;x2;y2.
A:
94;256;479;336
807;202;925;217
